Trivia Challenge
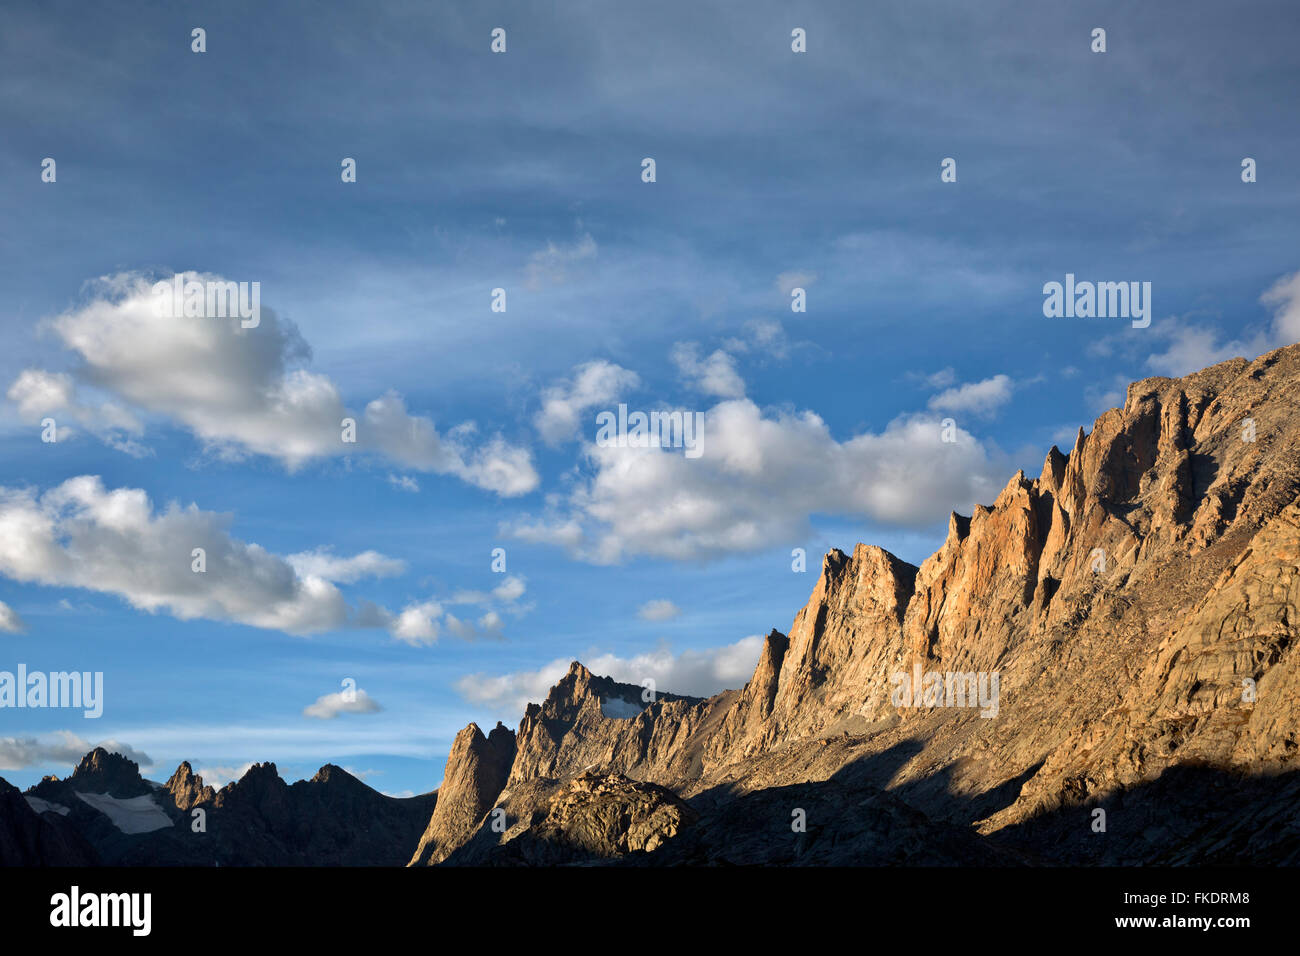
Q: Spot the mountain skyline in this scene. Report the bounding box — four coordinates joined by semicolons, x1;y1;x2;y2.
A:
3;0;1300;806
5;340;1300;869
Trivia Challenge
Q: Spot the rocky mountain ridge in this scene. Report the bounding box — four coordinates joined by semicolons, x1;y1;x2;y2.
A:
4;747;435;865
6;344;1300;866
415;344;1300;865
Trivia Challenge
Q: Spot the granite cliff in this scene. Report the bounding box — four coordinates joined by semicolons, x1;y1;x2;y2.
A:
416;344;1300;865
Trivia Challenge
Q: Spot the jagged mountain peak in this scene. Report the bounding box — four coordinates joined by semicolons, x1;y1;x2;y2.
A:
163;761;214;811
65;747;150;798
310;763;355;785
411;344;1300;866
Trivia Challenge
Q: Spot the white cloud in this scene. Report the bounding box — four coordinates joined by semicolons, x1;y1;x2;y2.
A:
0;731;152;771
455;635;765;719
450;573;527;605
392;575;525;646
492;575;527;603
1143;269;1300;377
534;360;640;445
776;270;817;295
671;342;746;398
507;399;1006;562
386;474;420;493
195;763;254;788
7;272;538;497
0;475;386;635
1264;270;1300;342
443;610;505;641
7;369;144;442
286;548;406;584
0;601;23;633
637;599;680;621
455;660;571;718
302;688;383;720
917;367;956;389
722;320;792;361
927;374;1014;417
390;600;442;645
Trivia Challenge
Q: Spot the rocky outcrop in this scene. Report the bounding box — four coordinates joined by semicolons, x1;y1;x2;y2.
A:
446;772;696;865
164;762;215;811
9;345;1300;868
63;747;152;798
409;722;516;865
431;342;1300;866
0;777;98;866
508;663;708;786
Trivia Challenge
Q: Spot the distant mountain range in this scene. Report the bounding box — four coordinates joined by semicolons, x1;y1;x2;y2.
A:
6;346;1300;866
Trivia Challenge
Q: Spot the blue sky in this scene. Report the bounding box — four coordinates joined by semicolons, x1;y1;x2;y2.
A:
1;0;1298;796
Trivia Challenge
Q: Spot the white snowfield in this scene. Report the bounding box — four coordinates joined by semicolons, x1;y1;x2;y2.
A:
75;791;174;834
599;696;645;719
24;796;71;816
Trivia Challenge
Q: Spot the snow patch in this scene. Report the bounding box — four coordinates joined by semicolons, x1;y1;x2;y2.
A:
75;791;173;834
600;696;645;719
24;796;71;816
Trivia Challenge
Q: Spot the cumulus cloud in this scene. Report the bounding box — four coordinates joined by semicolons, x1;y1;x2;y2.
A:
302;688;383;719
7;369;144;442
507;398;1007;563
286;548;406;584
0;731;152;771
454;635;765;719
0;475;390;635
390;600;443;645
637;599;680;621
1264;270;1300;342
6;272;538;497
927;374;1014;417
0;601;23;633
389;577;524;646
671;342;746;399
1142;269;1300;377
534;360;640;445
